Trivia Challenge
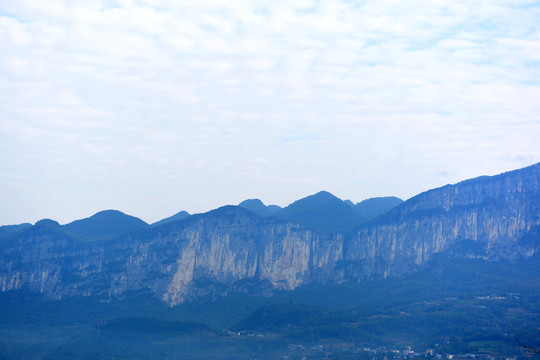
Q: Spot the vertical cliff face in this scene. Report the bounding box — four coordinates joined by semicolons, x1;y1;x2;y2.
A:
256;222;343;291
104;207;345;305
345;163;540;280
0;206;343;306
0;163;539;305
145;207;343;305
0;221;105;299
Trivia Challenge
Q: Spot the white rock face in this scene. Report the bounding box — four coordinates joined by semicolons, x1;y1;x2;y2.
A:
346;163;540;279
0;164;539;305
157;216;343;305
165;244;197;304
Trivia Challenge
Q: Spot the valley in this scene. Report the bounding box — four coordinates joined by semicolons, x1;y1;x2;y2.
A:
0;163;539;359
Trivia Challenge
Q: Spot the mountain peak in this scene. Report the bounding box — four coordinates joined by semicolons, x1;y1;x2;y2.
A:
34;219;62;228
238;199;281;217
273;191;365;233
89;209;129;218
355;196;404;220
312;190;338;199
64;210;149;241
152;211;190;227
238;199;265;207
0;223;33;240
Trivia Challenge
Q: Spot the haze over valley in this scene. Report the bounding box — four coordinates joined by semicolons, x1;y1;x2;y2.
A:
1;163;539;359
2;0;540;358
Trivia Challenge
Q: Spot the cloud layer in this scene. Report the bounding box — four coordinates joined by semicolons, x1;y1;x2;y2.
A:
1;0;540;224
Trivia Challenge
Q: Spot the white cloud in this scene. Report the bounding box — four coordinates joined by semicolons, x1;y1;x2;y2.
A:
244;57;276;71
1;0;540;224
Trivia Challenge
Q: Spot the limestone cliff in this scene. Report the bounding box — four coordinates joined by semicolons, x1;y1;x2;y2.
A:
345;163;540;279
0;207;343;305
0;163;539;305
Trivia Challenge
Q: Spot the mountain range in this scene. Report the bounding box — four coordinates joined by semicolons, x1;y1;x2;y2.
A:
0;163;539;306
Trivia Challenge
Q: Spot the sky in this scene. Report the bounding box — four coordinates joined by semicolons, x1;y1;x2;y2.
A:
1;0;540;225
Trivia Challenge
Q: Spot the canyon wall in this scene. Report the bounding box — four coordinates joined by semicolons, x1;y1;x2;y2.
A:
0;164;539;305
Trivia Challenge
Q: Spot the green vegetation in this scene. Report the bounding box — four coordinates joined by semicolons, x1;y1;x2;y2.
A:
1;255;539;359
99;317;215;335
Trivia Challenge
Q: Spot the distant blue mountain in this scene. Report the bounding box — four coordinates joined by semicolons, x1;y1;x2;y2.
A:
238;199;281;217
273;191;366;233
354;196;403;220
63;210;149;241
1;162;539;311
35;219;63;229
0;223;32;240
11;219;76;243
152;211;191;227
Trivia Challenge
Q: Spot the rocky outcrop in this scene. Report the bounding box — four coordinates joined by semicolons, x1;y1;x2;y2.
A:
345;163;540;279
0;207;343;305
0;163;539;305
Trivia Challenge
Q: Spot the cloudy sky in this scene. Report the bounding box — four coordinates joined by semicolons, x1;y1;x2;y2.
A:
1;0;540;225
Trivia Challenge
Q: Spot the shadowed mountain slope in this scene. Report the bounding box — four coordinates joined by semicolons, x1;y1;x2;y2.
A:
238;199;281;217
354;196;403;220
152;211;191;227
344;162;540;280
63;210;149;241
272;191;366;233
0;163;539;307
0;223;32;240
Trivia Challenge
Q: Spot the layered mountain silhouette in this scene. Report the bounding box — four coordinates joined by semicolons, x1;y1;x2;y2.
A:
0;223;31;240
238;199;281;217
63;210;149;241
353;196;403;220
271;191;367;232
151;211;191;227
237;193;403;232
0;163;538;306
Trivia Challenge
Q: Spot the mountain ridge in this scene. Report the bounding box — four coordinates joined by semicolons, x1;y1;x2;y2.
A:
0;162;538;306
63;209;149;241
151;211;191;227
238;199;281;217
271;190;367;233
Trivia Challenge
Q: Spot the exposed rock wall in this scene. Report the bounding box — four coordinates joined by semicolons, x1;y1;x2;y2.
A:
0;207;344;305
0;163;539;305
345;164;540;279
